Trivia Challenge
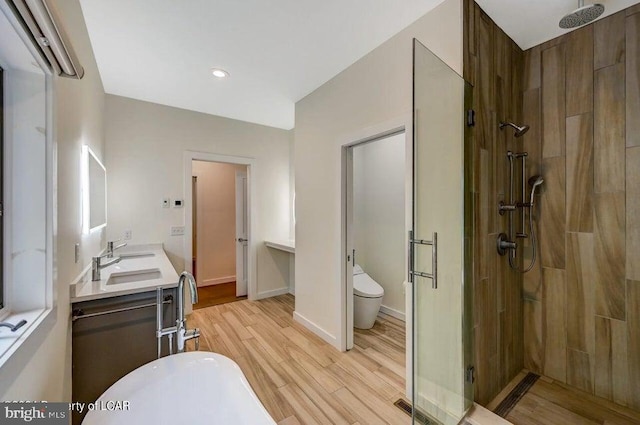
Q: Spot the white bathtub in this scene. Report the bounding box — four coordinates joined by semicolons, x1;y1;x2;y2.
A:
83;352;276;425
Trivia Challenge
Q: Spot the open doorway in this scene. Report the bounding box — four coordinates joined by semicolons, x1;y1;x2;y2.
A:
343;127;411;379
191;160;248;309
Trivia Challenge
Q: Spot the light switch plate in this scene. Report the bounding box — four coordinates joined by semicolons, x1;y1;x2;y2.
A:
170;226;185;236
162;198;170;208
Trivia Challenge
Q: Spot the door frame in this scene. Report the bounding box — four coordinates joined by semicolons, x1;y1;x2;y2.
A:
339;115;412;396
191;176;198;281
183;151;256;301
235;169;248;297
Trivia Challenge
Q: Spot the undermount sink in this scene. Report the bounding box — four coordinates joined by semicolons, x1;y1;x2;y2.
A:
107;269;162;285
119;252;155;259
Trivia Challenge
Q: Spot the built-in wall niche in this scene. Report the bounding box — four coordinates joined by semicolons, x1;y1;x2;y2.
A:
81;145;106;233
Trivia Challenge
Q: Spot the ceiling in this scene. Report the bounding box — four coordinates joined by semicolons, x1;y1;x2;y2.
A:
80;0;640;130
79;0;448;130
477;0;640;50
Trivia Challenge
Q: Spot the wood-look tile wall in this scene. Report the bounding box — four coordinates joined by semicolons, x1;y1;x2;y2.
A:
463;0;525;405
522;7;640;411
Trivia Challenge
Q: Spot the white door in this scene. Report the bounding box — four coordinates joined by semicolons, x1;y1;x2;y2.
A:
235;170;248;297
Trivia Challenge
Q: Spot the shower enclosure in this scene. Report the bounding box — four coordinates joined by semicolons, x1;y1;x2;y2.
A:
410;39;473;425
462;0;640;423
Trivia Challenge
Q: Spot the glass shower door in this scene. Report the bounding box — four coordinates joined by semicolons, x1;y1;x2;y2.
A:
411;39;473;425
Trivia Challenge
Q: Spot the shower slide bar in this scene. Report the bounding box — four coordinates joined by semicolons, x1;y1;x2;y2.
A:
408;231;438;289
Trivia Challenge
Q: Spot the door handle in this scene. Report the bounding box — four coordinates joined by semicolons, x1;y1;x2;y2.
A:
408;231;438;289
237;238;247;243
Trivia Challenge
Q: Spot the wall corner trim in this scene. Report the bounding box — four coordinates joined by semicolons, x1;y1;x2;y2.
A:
199;276;236;287
380;305;406;322
293;311;339;350
255;287;290;300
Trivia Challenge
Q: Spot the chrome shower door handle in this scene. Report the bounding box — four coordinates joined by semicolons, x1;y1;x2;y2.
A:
408;231;414;283
408;231;438;289
432;232;438;289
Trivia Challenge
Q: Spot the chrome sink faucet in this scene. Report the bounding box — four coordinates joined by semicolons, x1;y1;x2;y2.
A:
107;239;127;258
176;271;200;352
92;253;121;281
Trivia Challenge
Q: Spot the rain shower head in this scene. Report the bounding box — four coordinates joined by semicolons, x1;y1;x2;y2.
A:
499;121;530;138
559;0;605;29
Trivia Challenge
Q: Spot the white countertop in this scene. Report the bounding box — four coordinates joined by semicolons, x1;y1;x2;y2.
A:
71;244;180;303
265;239;295;254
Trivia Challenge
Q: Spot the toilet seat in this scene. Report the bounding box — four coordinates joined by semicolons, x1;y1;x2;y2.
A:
353;273;384;298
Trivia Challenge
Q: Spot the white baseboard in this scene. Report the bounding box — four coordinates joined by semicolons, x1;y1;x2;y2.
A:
198;275;236;287
255;287;290;300
293;311;339;348
379;305;405;322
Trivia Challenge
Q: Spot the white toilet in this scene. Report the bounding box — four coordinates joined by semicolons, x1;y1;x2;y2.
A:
353;264;384;329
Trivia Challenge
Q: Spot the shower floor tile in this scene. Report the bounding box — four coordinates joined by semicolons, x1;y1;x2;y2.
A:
489;370;640;425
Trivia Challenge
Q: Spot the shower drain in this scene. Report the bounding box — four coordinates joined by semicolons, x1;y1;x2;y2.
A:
493;372;540;418
394;399;434;424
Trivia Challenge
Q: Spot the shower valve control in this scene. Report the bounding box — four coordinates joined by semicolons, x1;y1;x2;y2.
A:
497;233;516;256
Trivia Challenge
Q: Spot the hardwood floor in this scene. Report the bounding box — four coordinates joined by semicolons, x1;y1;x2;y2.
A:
489;370;640;425
193;282;246;309
186;294;410;425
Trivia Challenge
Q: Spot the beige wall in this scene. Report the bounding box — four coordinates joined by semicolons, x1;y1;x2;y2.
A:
105;95;292;298
0;0;106;399
353;133;406;317
294;0;463;347
193;160;246;286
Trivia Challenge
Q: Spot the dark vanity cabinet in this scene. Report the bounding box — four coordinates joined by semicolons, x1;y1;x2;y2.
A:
71;289;176;425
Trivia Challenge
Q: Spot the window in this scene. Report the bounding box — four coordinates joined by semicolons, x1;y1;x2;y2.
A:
0;1;54;368
0;66;3;310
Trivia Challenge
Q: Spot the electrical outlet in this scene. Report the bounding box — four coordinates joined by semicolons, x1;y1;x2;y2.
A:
124;230;132;240
170;226;185;236
162;198;170;208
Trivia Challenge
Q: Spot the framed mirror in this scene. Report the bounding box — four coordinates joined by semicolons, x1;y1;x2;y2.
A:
81;145;106;233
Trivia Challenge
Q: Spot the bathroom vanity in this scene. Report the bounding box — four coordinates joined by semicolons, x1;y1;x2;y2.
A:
70;245;180;425
265;239;295;294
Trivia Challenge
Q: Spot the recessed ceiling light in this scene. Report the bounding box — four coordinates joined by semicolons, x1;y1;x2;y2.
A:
211;68;229;78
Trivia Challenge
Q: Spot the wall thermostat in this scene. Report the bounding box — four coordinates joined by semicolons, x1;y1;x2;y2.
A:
173;199;183;208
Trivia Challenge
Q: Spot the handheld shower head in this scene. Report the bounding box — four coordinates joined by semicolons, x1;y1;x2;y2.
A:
500;121;530;138
560;0;604;29
528;175;544;205
528;175;544;187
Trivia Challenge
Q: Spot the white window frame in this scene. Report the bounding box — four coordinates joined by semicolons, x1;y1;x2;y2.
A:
0;0;56;378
